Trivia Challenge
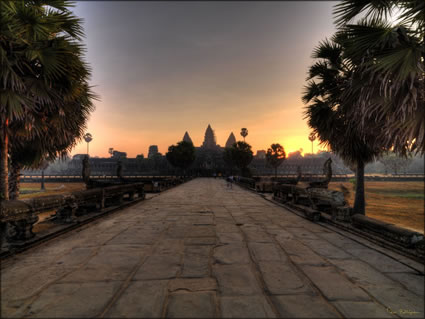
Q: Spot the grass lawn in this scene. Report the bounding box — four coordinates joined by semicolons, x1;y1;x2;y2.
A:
19;183;87;226
328;181;424;234
19;182;86;199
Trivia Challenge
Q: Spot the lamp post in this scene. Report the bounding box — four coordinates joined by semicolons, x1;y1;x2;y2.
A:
308;132;316;155
240;128;248;142
83;133;93;157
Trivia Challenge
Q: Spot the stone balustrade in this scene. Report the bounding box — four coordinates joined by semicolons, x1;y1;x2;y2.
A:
352;214;424;248
0;183;145;245
88;176;191;193
234;176;256;190
272;182;424;252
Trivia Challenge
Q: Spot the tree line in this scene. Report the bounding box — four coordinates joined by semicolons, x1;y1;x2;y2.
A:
164;137;289;179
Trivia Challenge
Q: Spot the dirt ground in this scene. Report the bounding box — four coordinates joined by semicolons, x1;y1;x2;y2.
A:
328;181;424;234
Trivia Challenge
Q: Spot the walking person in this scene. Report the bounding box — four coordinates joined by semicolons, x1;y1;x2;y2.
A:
227;175;234;189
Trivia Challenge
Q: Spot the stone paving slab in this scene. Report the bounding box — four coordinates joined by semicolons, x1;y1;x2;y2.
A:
248;242;287;262
365;285;424;318
330;258;400;287
213;244;251;264
213;264;263;296
104;280;168;318
133;255;181;280
331;301;396;318
258;261;314;295
385;272;425;296
300;265;371;301
220;295;276;318
272;295;340;318
168;277;217;292
166;292;217;318
29;281;122;318
182;254;210;278
217;231;244;243
1;178;423;318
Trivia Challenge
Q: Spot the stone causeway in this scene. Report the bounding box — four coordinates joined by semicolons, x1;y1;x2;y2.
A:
1;178;423;318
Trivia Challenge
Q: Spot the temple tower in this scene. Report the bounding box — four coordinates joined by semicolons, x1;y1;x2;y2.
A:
202;124;217;149
225;132;236;148
182;131;193;144
148;145;158;159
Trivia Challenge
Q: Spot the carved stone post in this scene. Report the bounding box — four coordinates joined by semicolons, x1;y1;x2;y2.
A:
117;160;123;182
100;188;105;209
55;195;77;223
82;155;91;186
9;214;39;240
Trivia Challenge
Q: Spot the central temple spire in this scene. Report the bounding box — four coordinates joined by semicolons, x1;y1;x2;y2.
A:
202;124;217;149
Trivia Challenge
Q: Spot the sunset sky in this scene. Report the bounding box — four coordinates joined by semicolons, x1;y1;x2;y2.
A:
71;1;336;158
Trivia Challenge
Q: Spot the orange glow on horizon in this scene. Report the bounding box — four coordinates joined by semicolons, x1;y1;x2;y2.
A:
69;1;336;160
71;122;325;158
70;97;325;158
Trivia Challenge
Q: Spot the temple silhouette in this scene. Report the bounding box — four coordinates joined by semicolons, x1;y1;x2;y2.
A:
183;124;236;150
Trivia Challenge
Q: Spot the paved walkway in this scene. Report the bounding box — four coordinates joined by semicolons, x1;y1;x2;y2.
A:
1;178;424;318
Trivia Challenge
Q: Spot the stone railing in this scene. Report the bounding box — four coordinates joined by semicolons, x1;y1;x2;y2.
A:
352;214;424;248
272;183;424;256
142;176;190;193
87;176;192;193
0;183;145;245
234;176;256;190
273;184;346;212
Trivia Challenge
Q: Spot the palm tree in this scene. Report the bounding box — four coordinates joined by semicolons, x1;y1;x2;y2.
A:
240;128;248;142
0;1;96;199
333;0;424;155
266;144;286;179
303;38;381;214
8;87;95;199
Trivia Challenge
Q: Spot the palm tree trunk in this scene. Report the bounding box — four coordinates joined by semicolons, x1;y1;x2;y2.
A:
9;162;21;200
0;119;9;200
275;167;277;179
353;160;365;215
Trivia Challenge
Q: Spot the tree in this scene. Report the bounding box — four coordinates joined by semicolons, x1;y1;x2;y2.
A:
224;141;253;177
1;1;96;199
166;141;195;176
303;38;381;214
8;85;95;199
266;144;286;178
333;0;425;155
223;148;235;175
